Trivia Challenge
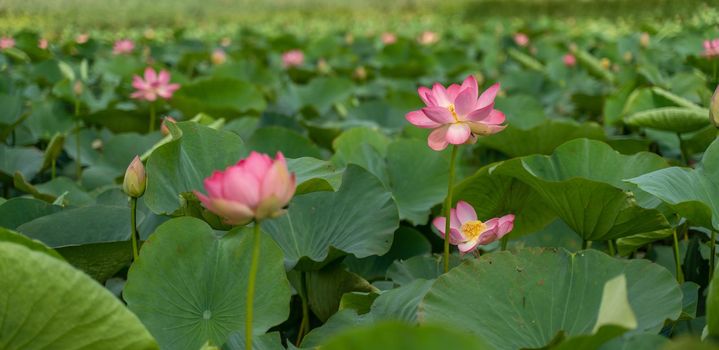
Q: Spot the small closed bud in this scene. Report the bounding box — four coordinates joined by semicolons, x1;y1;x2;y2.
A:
123;156;146;197
161;116;177;136
73;81;83;96
640;32;650;48
711;85;719;128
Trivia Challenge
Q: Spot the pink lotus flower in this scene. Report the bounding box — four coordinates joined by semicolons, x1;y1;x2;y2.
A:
131;67;180;101
195;152;296;225
703;39;719;58
418;31;439;45
563;53;577;67
405;75;506;151
76;33;89;44
38;38;48;50
514;33;529;47
381;32;397;45
113;39;135;55
211;49;227;65
432;201;514;254
282;49;304;68
0;36;15;50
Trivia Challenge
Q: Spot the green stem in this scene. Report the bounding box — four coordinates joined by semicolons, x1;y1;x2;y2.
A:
607;240;616;256
51;159;56;180
713;60;717;86
74;99;82;182
149;103;156;133
672;229;685;283
130;197;139;261
677;133;689;166
710;230;717;280
295;271;310;347
500;237;508;251
245;223;262;350
443;145;459;273
582;239;590;250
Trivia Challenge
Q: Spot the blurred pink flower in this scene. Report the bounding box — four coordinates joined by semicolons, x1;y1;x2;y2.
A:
211;49;227;65
514;33;529;47
282;49;304;68
703;39;719;58
220;37;232;47
432;201;514;254
0;36;15;50
381;32;397;45
563;53;577;67
195;152;296;225
405;75;506;151
131;67;180;101
418;31;439;45
113;39;135;55
38;38;48;50
76;33;89;44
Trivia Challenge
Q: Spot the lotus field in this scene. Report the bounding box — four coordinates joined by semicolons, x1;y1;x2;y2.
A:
2;4;719;350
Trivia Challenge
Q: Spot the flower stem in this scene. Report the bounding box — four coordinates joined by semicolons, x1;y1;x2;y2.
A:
295;271;310;346
246;223;262;350
672;228;685;283
74;99;82;182
500;237;508;251
710;230;717;280
149;103;156;133
607;240;616;256
51;159;56;180
443;145;459;273
130;197;139;261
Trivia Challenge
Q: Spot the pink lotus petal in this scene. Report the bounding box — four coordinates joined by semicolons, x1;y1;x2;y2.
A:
431;83;451;107
204;171;225;198
144;67;157;83
207;198;255;225
221;166;261;207
427;126;449;151
418;86;436;106
454;88;478;118
158;70;171;84
445;123;471;145
477;83;500;109
455;201;477;225
406;110;440;128
464;104;494;122
446;84;462;102
460;75;478;101
422;106;455;124
484;109;506;125
466;121;506;136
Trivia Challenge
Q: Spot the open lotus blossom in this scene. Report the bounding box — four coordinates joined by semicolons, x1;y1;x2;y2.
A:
195;152;296;225
405;75;506;151
703;39;719;58
0;36;15;50
113;39;135;55
38;38;48;49
514;33;529;47
381;32;397;45
282;49;304;68
433;201;515;254
563;53;577;67
131;67;180;101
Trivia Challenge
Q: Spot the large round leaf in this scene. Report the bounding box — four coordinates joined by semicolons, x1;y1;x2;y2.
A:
124;217;291;350
0;242;158;349
496;139;670;241
171;77;266;118
627;137;719;231
419;248;682;350
479;119;606;157
144;121;247;215
262;165;399;269
386;139;450;225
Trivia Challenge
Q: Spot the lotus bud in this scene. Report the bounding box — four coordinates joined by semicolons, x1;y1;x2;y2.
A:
123;156;147;198
161;116;177;136
711;85;719;128
211;49;227;65
640;32;650;48
73;81;84;96
353;66;367;81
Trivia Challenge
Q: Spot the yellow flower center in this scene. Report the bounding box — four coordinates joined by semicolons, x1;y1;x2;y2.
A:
448;103;459;122
460;220;486;241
